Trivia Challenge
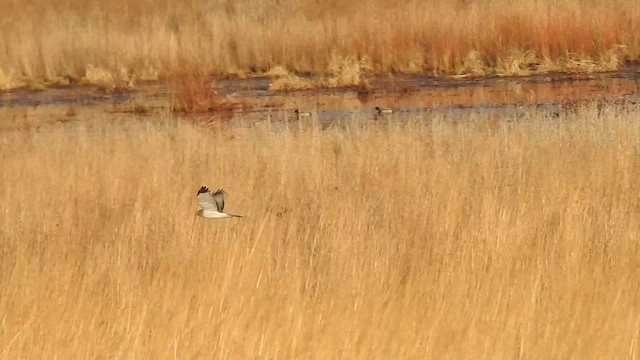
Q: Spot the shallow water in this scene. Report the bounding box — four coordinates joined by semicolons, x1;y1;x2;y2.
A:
1;69;639;128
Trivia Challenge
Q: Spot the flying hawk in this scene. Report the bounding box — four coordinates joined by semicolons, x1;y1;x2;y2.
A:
294;109;313;117
375;106;394;114
196;186;243;219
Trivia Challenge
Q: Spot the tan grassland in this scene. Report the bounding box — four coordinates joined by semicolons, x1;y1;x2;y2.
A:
1;104;640;358
1;0;640;90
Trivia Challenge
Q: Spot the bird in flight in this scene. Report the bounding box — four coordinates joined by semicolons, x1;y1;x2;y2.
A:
375;106;394;114
294;109;313;118
196;186;243;219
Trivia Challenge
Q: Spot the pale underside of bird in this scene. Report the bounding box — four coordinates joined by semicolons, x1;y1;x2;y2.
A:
196;186;243;219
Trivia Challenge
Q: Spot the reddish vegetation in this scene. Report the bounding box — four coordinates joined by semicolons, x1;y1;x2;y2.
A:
0;0;639;91
170;71;222;113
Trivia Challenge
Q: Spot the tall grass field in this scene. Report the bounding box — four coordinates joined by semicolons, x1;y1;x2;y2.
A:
1;0;639;89
1;105;640;358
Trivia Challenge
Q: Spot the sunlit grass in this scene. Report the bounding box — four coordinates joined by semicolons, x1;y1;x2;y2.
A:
0;0;638;90
1;104;640;358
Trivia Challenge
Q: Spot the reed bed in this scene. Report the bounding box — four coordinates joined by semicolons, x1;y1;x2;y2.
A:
0;0;639;90
1;104;640;358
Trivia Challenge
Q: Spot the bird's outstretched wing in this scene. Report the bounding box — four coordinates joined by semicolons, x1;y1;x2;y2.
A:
197;186;227;212
211;189;225;212
197;186;221;212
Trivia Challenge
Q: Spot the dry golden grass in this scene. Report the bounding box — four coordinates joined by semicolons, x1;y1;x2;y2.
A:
2;104;640;358
268;57;371;91
0;0;639;90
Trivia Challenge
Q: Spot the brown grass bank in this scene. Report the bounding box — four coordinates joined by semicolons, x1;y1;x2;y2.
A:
1;0;639;90
1;105;640;358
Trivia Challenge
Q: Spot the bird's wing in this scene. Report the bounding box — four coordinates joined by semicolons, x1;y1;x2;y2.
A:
197;186;219;211
211;189;226;212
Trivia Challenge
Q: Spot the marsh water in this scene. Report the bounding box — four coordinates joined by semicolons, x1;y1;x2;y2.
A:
1;69;639;128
